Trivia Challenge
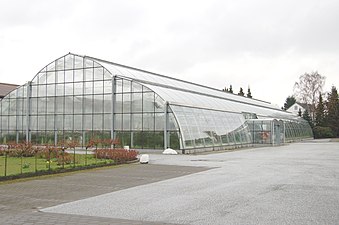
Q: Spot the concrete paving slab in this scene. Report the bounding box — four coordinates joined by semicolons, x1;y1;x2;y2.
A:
0;164;207;225
42;142;339;225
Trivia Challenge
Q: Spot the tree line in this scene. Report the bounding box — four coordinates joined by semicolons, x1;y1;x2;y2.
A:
222;85;253;98
284;71;339;138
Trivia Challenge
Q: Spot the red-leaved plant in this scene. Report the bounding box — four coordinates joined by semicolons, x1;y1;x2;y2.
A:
94;148;138;163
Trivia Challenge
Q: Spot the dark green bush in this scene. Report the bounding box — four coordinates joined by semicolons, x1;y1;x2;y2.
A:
313;126;334;139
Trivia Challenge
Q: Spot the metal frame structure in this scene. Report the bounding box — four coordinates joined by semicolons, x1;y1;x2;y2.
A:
0;53;313;153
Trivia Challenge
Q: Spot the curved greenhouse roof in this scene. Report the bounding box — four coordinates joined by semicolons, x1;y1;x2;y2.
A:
0;53;313;153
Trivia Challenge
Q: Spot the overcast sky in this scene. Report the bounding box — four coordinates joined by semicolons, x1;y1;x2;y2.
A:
1;0;338;107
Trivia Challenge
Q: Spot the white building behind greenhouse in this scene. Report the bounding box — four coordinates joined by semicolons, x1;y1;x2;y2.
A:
0;53;313;153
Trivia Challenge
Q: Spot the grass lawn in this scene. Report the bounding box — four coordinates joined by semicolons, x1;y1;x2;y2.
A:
0;154;113;177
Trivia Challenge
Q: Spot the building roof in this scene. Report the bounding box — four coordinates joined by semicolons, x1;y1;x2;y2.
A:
0;82;19;98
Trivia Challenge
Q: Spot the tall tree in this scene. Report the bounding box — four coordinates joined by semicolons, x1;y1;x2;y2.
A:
283;96;296;110
222;85;233;93
247;87;252;98
238;87;244;96
302;109;314;128
326;86;339;137
315;93;326;126
229;85;233;94
294;71;325;119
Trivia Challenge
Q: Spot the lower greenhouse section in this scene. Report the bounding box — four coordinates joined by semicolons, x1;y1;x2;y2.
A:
0;116;313;154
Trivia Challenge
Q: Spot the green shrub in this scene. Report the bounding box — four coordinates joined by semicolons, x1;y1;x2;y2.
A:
313;126;334;139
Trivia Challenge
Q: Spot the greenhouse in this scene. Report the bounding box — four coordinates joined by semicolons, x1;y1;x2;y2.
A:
0;53;313;153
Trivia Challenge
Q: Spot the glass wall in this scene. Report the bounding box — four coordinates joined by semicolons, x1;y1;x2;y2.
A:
0;54;180;149
171;105;251;149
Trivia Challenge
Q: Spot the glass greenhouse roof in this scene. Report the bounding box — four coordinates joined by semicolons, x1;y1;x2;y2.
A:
84;54;297;120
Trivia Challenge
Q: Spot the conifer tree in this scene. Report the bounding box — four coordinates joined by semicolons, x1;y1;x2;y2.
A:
247;87;252;98
315;93;325;126
229;85;233;94
298;108;302;117
283;96;296;110
302;109;314;128
238;87;244;96
326;86;339;137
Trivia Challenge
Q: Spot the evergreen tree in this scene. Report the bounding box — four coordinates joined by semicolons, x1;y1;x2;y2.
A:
326;86;339;137
229;85;233;94
298;108;302;117
247;87;252;98
238;87;244;96
283;96;296;110
302;109;314;128
315;93;326;126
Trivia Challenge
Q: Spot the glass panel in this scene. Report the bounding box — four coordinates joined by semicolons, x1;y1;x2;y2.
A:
38;72;46;84
123;80;131;92
84;58;93;68
84;82;93;94
132;114;142;130
116;79;122;93
122;114;130;130
38;116;46;130
64;96;73;114
74;115;82;130
94;67;104;80
143;113;154;131
64;115;73;130
74;56;83;69
56;83;64;96
55;97;64;114
103;114;111;130
143;92;154;113
38;97;47;114
74;95;83;114
83;96;92;113
46;84;55;96
114;114;122;130
94;81;104;94
94;95;103;113
103;94;111;113
65;83;73;95
74;69;83;82
46;71;56;84
132;82;142;92
85;68;93;81
123;93;131;113
65;70;73;82
38;85;46;96
132;93;142;113
103;80;112;94
84;115;92;130
57;71;64;83
74;82;83;95
65;54;74;70
115;94;122;113
56;57;64;70
46;115;54;130
93;114;102;130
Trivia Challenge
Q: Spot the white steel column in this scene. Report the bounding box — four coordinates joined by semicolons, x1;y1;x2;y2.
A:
25;81;32;142
111;76;116;140
164;101;169;149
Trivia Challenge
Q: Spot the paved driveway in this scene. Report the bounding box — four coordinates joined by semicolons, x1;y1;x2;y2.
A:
42;141;339;225
0;164;206;225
